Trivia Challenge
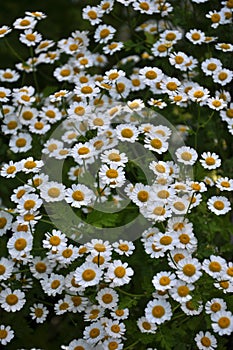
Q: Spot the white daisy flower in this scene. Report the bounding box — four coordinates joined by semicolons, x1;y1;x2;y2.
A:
175;146;198;165
0;257;14;281
0;211;13;236
30;303;49;323
205;298;227;315
200;151;221;169
215;177;233;191
40;273;65;296
115;124;139;143
152;271;177;291
213;68;233;86
186;29;206;45
40;181;66;202
112;240;135;256
96;287;119;309
202;255;227;278
0;288;26;312
0;325;14;346
7;231;33;259
74;262;103;288
105;259;134;287
9;132;32;153
169;279;194;303
94;24;116;44
194;331;217;350
207;196;231;215
65;184;95;208
105;319;126;338
83;321;105;344
145;298;172;324
19;29;42;46
211;310;233;336
176;257;202;283
98;163;125;188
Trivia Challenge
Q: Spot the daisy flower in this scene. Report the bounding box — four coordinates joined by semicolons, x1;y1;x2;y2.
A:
0;257;14;281
139;66;164;86
74;262;103;288
7;231;33;259
0;25;12;38
54;296;72;315
176;257;202;283
140;202;171;222
105;319;126;338
115;123;139;143
0;288;26;312
65;184;95;208
213;68;233;86
207;196;231;215
175;146;198;165
40;273;65;296
169;280;194;303
43;229;67;252
202;255;227;278
9;132;32;153
83;321;104;344
0;68;20;82
188;86;210;103
0;161;22;180
100;149;128;167
30;303;49;323
112;240;135;256
0;210;13;237
215;177;233;191
19;29;42;46
152;271;177;291
207;97;227;111
40;181;66;202
215;42;233;52
16;193;43;215
185;29;206;45
0;87;11;102
194;331;217;350
96;287;119;309
144;134;168;154
205;298;227;315
98;163;125;188
13;16;37;30
63;339;92;350
211;310;233;336
39;105;62;124
145;298;172;324
56;244;80;266
102;338;124;350
151;40;172;57
201;58;222;76
181;300;203;316
105;259;134;287
137;316;157;333
200;151;221;169
128;183;152;207
30;256;55;279
103;41;124;55
82;5;104;25
94;24;116;44
0;325;14;346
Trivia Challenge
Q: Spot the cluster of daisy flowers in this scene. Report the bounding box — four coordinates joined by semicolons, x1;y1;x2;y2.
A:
0;1;232;349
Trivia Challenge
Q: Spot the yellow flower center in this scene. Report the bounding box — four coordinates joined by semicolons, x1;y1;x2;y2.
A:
82;269;96;281
159;276;171;286
201;337;211;347
48;187;61;198
100;29;110;38
0;29;7;35
166;82;178;91
152;305;165;318
116;82;125;93
60;69;71;77
145;70;157;80
191;33;201;40
179;233;190;244
14;238;27;251
93;117;104;126
160;235;172;245
21;94;30;102
174;202;186;211
121;128;134;138
81;86;93;94
213;201;224;210
102;293;113;304
72;190;85;201
108;43;118;50
26;33;36;41
62;248;73;258
132;78;140;86
207;63;217;71
140;2;150;10
59;302;69;310
153;206;166;216
218;72;228;81
51;280;60;289
34;121;44;130
220;281;229;289
227;267;233;277
90;328;100;338
0;217;7;230
174;253;185;263
137;190;149;202
157;44;167;52
166;33;176;41
35;262;47;273
49;236;61;246
20;19;31;26
6;294;18;305
0;264;6;275
0;329;8;339
108;341;119;350
16;138;27;147
108;153;121;162
209;261;221;272
157;190;170;199
181;151;192;161
193;90;204;98
177;285;189;296
88;10;97;19
24;160;37;169
211;302;221;312
183;264;196;276
92;255;105;265
114;266;126;278
74;346;85;350
24;199;36;210
106;169;118;178
218;317;231;329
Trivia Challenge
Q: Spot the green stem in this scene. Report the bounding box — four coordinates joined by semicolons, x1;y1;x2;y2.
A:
124;340;140;350
116;287;145;298
30;47;40;93
4;38;25;62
